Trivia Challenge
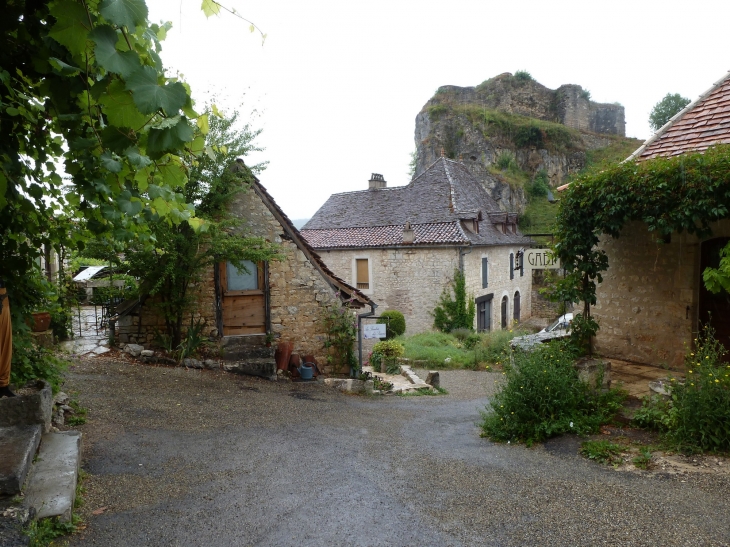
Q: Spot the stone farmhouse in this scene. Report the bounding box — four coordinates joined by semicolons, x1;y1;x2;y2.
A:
591;71;730;369
115;161;373;377
300;157;532;334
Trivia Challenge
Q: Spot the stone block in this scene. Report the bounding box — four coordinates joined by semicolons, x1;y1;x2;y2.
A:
0;424;42;495
425;371;440;388
222;358;276;380
123;343;144;357
0;380;52;432
575;358;611;390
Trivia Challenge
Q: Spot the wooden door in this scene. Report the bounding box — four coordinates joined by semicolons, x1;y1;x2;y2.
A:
699;238;730;353
220;260;266;336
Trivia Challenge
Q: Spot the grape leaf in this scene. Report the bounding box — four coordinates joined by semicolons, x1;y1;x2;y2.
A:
49;0;91;57
99;0;148;29
99;80;148;129
90;26;141;78
147;117;194;158
201;0;220;18
125;65;188;115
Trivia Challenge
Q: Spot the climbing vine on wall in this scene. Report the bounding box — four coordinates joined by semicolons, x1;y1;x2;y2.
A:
551;145;730;317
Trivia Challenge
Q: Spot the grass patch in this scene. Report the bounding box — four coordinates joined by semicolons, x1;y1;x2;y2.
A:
580;439;624;465
66;399;88;427
25;515;81;547
585;136;643;168
398;387;449;397
519;195;557;233
480;341;627;445
397;329;524;369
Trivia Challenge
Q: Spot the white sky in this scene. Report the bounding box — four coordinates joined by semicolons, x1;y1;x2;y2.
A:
147;0;730;220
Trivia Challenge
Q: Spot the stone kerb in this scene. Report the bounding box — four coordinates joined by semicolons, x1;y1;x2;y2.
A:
0;380;52;432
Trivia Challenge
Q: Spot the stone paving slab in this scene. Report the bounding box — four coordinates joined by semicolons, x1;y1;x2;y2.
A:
24;431;81;521
0;425;42;496
609;359;683;399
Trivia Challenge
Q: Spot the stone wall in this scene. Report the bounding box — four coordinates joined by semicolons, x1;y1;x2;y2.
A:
319;244;531;334
593;220;730;369
117;183;348;371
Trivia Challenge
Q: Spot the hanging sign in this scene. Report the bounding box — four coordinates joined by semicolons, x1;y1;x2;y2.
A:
363;324;387;339
523;249;561;270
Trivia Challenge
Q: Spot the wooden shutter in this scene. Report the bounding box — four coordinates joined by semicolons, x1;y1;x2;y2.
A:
481;257;488;288
356;259;369;289
510;253;514;280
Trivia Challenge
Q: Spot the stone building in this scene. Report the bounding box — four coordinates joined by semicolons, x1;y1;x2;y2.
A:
300;158;532;334
591;71;730;369
115;163;373;377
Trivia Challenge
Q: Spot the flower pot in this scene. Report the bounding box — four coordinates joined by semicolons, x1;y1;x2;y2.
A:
28;311;52;332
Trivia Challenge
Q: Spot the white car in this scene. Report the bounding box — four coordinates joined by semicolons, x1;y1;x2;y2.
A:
539;313;573;334
511;313;573;350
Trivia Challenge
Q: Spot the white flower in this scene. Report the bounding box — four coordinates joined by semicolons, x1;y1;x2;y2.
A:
569;422;573;428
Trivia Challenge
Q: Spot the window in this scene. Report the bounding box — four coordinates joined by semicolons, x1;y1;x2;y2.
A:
501;295;509;329
227;260;259;291
476;294;493;332
481;257;488;288
509;253;514;280
356;258;369;290
514;291;520;323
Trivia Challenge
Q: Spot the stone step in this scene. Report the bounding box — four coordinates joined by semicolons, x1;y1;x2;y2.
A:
0;425;42;496
24;431;81;522
220;335;275;361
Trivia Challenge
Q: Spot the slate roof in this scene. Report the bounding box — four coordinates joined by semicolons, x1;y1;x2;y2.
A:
301;158;529;249
629;71;730;161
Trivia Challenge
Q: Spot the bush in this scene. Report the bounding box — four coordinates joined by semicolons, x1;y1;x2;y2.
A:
480;341;627;444
528;170;549;197
631;325;730;453
432;269;475;333
514;70;533;83
495;151;519;172
371;339;405;374
378;310;406;339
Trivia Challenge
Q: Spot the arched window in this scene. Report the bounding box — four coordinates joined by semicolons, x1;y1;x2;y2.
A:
501;295;508;329
514;291;521;324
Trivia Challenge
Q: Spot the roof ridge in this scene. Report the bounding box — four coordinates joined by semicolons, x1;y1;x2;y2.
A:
626;70;730;162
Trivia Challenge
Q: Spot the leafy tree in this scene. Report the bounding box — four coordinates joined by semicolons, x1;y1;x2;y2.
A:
122;109;282;347
433;269;475;332
649;93;691;131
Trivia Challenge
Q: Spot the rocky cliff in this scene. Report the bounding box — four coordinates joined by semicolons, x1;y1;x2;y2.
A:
414;73;630;214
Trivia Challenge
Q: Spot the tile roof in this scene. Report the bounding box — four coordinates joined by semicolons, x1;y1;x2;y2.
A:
302;158;528;248
629;71;730;161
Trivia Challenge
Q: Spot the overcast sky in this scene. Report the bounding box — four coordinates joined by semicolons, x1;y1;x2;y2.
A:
147;0;729;220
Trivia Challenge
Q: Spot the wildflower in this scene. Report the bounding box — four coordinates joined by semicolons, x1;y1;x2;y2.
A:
691;352;695;356
570;422;573;428
689;370;693;374
716;379;720;383
706;356;710;360
691;383;695;386
511;412;514;414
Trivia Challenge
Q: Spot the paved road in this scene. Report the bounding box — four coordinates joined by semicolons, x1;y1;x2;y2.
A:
65;356;730;547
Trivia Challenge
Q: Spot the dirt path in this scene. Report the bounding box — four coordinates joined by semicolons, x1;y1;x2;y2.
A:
64;354;730;546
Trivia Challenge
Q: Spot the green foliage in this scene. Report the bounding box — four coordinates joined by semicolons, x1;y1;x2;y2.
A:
580;439;623;465
568;313;598;356
495;151;519;172
377;310;406;339
649;93;691;131
371;339;405;374
322;297;358;374
631;325;730;453
426;104;448;119
373;375;393;392
514;124;544;149
124;108;280;347
513;70;533;83
632;446;653;469
433;269;475;332
0;0;214;335
408;149;418;179
10;328;69;393
702;241;730;294
480;342;627;444
580;89;591;101
25;514;80;547
67;398;88;426
528;170;549;197
552;145;730;320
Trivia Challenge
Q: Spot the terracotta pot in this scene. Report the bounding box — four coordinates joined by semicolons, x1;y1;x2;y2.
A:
275;341;294;370
28;312;52;332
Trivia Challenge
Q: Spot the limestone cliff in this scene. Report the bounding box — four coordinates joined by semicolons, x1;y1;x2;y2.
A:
414;73;628;213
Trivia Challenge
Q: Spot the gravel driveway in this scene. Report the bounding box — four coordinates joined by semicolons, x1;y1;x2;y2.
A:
64;355;730;547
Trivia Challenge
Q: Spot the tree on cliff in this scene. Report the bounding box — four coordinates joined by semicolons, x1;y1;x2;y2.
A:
649;93;691;131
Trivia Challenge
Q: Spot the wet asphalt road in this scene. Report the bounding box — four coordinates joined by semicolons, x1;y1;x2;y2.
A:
64;356;730;547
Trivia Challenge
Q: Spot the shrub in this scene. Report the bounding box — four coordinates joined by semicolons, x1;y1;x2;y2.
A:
495;151;519;172
528;170;549;197
514;125;544;149
371;339;405;375
480;341;627;444
632;395;673;432
378;310;406;339
514;70;533;83
433;269;475;333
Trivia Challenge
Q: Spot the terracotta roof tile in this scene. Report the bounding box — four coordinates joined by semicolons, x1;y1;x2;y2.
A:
631;72;730;162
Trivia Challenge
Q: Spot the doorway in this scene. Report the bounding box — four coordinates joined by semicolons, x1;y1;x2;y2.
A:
699;238;730;352
219;260;267;336
501;296;508;329
476;294;493;332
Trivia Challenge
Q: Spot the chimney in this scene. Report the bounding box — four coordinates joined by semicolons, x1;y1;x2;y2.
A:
368;173;386;190
403;221;414;244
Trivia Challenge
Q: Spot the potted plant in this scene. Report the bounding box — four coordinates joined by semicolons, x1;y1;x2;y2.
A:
264;332;275;347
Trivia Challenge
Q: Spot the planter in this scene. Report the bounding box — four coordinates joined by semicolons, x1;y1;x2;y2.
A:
27;311;52;332
0;380;52;432
275;341;293;371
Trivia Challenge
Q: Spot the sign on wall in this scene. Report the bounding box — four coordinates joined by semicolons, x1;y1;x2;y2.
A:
363;323;387;339
523;249;561;270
